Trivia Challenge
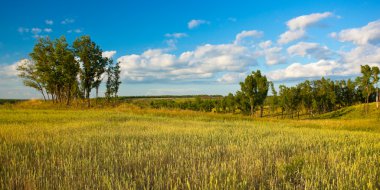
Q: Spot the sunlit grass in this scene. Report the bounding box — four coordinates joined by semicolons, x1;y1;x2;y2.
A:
0;103;379;189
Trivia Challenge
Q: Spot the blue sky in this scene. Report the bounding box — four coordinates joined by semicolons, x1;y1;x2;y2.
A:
1;0;380;98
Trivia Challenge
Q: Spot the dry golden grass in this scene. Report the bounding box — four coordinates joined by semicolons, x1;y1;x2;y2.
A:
0;101;379;189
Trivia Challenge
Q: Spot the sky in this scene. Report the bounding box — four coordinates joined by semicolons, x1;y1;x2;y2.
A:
1;0;380;99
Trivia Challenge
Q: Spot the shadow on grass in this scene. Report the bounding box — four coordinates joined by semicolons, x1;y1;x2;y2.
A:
314;107;355;119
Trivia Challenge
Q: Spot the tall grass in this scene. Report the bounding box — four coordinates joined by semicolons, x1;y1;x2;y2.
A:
0;104;379;189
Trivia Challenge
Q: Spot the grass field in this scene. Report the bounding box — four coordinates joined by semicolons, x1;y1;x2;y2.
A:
0;102;379;189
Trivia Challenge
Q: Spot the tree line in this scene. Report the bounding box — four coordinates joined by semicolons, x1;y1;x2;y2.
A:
217;65;379;117
148;66;380;118
17;35;121;107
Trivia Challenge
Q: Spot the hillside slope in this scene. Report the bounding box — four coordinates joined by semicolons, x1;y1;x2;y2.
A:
317;102;380;120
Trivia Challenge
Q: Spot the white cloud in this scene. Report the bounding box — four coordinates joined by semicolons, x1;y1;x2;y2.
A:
234;30;263;45
278;29;306;44
61;18;75;24
259;40;272;49
268;60;340;81
258;40;286;65
268;43;380;81
217;72;246;84
44;28;53;33
287;12;333;30
165;33;188;38
278;12;333;44
338;44;380;75
102;51;117;59
287;42;333;60
264;47;287;65
117;43;258;82
333;20;380;45
45;20;53;25
188;19;209;29
0;59;28;77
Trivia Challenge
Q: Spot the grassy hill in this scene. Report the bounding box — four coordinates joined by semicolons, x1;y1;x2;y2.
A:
316;102;380;120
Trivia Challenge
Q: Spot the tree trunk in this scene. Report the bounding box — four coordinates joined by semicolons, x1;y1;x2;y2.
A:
96;86;99;105
377;88;379;109
86;90;91;108
260;106;263;118
367;93;370;114
250;98;254;117
40;90;46;101
66;85;71;106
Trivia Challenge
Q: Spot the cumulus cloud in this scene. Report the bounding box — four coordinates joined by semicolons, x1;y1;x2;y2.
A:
269;43;380;81
165;33;188;38
0;59;26;78
188;19;209;29
278;12;333;44
287;12;333;31
268;60;340;81
102;51;117;59
117;43;258;82
287;42;333;60
278;29;306;44
45;20;53;25
332;20;380;45
258;40;286;65
259;40;272;49
217;72;247;84
234;30;263;45
337;44;380;75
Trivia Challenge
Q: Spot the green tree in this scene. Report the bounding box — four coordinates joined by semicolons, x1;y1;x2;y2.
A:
16;59;47;100
240;70;269;117
105;59;122;102
269;82;278;117
357;65;379;113
73;36;107;107
53;36;79;105
29;37;55;101
372;67;380;109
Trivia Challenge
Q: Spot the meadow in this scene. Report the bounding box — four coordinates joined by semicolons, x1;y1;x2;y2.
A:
0;101;379;189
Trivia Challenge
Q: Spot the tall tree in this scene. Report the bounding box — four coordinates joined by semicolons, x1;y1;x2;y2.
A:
254;71;269;117
16;59;47;100
357;65;373;113
112;61;121;98
29;37;55;101
240;70;269;117
73;36;107;107
372;67;380;109
269;82;278;117
53;36;79;105
105;59;122;102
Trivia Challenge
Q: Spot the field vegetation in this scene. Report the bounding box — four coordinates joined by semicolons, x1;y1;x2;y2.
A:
0;101;379;189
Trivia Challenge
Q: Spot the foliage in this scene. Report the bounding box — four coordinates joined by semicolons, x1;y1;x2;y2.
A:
17;35;116;107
